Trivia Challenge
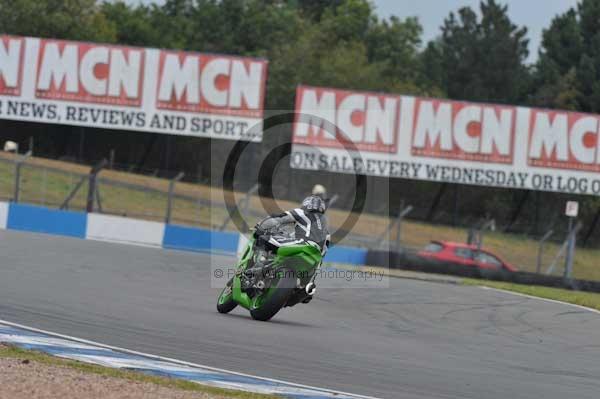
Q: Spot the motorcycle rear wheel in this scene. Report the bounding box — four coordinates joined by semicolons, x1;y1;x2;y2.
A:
250;268;296;321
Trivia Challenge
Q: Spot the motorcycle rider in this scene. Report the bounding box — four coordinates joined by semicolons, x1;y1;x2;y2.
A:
255;185;330;254
253;185;330;304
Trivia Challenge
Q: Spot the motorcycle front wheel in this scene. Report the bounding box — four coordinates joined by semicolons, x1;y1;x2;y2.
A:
217;278;237;314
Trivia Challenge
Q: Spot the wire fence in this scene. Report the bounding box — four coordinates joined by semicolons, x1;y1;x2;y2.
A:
0;152;598;282
0;153;262;229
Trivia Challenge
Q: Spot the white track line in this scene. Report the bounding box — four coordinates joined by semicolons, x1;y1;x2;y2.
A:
0;318;380;399
477;286;600;315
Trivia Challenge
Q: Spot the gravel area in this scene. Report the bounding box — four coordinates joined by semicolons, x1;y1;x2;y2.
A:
0;353;231;399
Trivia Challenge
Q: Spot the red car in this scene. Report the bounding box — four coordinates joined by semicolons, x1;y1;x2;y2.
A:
418;241;518;272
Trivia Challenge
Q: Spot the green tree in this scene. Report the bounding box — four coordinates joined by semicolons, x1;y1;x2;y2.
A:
532;0;600;113
319;0;373;43
532;7;584;110
147;0;195;49
538;9;582;78
235;1;302;56
296;0;344;21
575;0;600;112
432;0;530;103
265;1;428;108
0;0;116;42
366;16;423;85
418;40;446;97
100;1;161;47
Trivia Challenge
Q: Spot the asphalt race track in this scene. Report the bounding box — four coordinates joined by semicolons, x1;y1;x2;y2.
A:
1;229;600;399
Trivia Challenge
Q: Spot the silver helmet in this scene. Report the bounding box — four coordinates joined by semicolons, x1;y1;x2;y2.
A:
302;195;327;213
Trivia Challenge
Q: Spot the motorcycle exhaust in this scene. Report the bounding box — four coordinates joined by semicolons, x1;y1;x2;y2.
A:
305;282;316;296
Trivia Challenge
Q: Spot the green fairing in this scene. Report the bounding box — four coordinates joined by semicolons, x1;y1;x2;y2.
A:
217;236;323;321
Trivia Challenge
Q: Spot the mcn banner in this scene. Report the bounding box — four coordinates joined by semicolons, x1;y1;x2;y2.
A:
292;85;600;196
0;35;267;142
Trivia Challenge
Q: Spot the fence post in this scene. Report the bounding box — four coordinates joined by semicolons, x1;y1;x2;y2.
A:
95;186;104;213
536;229;554;274
545;240;569;276
377;218;399;250
109;149;115;170
478;219;495;251
327;194;339;208
467;218;495;250
60;175;86;210
165;172;185;224
86;159;108;213
395;202;414;251
563;220;582;280
13;151;32;203
467;228;476;245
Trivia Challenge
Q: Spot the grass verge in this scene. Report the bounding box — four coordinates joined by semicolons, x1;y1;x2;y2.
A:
0;344;279;399
463;279;600;312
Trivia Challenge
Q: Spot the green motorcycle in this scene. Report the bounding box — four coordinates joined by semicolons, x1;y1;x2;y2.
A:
217;226;324;321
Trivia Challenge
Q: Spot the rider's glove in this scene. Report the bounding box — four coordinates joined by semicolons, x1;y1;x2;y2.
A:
253;224;265;238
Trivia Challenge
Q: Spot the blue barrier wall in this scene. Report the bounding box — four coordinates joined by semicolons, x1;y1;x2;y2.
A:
7;203;87;238
324;246;367;265
163;224;239;254
0;202;369;266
